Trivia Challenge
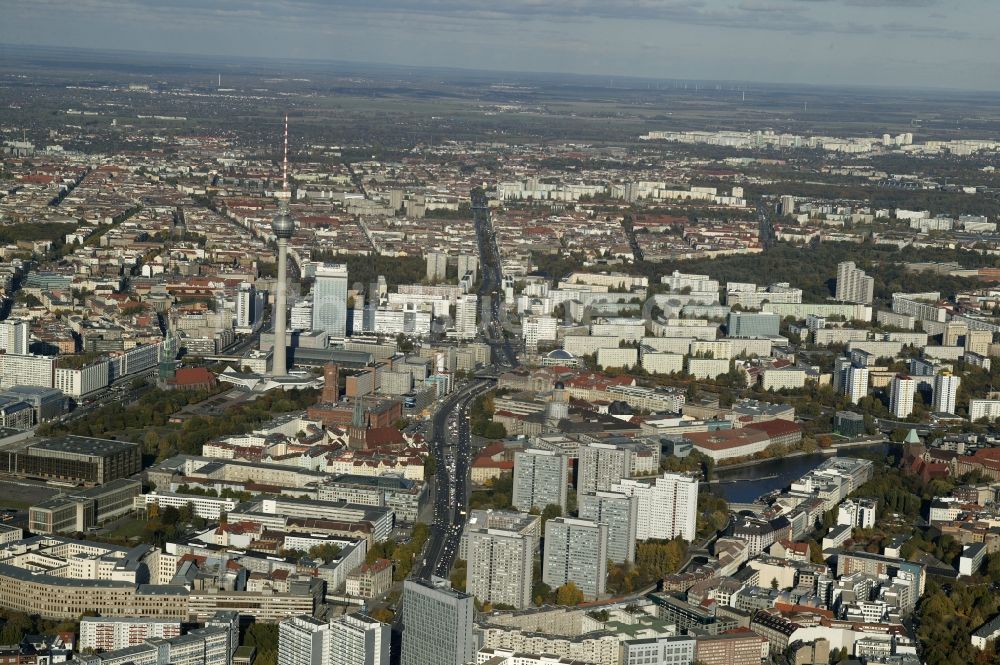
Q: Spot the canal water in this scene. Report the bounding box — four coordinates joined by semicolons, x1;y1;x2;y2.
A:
708;444;892;504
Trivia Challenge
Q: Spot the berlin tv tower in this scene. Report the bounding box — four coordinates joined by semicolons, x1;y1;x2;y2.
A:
270;114;295;377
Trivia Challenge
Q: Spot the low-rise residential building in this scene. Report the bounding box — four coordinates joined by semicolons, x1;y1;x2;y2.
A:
318;473;426;523
345;558;393;599
74;625;233;665
137;491;240;521
694;631;769;665
79;617;183;652
972;614;1000;650
683;428;770;462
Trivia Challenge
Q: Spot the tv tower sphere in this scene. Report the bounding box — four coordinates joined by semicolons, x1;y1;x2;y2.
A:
272;205;295;239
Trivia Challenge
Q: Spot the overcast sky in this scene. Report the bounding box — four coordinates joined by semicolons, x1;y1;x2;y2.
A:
2;0;997;90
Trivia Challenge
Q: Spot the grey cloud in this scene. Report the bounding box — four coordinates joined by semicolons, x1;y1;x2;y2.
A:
52;0;833;34
8;0;967;39
880;21;971;39
794;0;940;5
3;0;996;91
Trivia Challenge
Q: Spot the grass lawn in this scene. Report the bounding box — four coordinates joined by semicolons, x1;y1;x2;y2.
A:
103;517;149;540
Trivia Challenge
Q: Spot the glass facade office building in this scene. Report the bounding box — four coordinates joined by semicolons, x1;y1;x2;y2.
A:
312;264;349;338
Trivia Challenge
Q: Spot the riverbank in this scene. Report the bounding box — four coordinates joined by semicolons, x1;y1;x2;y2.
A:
712;448;837;474
707;441;895;504
710;439;893;475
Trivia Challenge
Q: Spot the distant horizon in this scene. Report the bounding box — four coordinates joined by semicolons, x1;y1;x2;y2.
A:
2;0;999;93
3;41;999;99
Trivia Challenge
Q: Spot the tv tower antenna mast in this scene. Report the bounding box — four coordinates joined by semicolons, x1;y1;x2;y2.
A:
282;113;289;194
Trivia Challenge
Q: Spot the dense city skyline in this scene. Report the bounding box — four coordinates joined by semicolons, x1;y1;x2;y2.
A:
2;10;1000;664
2;0;999;91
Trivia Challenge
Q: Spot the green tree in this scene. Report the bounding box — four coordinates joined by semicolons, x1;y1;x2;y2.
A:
481;422;508;439
0;611;33;644
555;582;584;606
540;503;562;527
808;539;825;565
160;505;180;526
635;538;688;580
450;559;468;591
532;579;552;606
470;392;507;439
308;543;343;562
986;553;1000;584
469;473;513;510
244;623;278;665
142;430;160;453
395;334;415;353
177;502;194;524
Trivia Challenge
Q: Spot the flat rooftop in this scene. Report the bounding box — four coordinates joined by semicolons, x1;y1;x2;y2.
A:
327;473;415;490
33;478;144;507
28;435;138;457
289;347;372;367
0;427;28;441
3;385;63;396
